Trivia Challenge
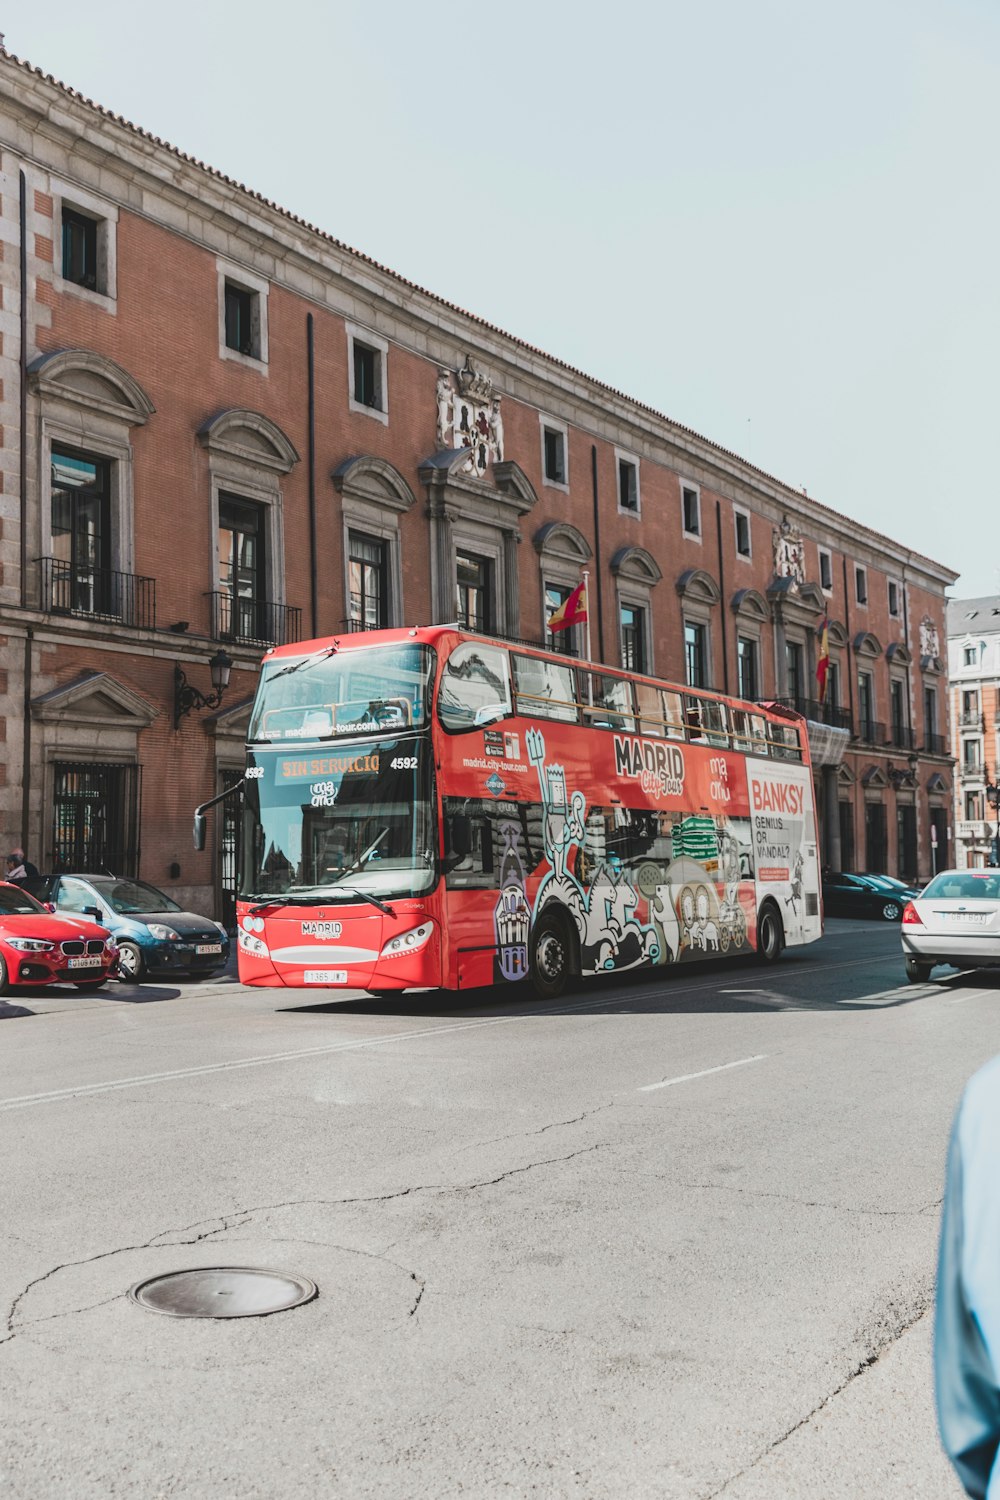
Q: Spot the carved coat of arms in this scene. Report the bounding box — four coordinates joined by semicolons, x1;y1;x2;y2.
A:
919;617;940;658
773;515;805;585
436;356;504;477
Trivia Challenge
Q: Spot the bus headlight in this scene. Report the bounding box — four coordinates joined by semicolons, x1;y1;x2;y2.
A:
238;928;269;958
380;922;433;959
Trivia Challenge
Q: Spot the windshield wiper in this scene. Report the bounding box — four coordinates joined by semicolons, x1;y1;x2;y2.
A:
248;887;396;917
266;644;338;682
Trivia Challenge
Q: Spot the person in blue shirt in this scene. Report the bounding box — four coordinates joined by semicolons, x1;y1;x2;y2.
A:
936;1055;1000;1497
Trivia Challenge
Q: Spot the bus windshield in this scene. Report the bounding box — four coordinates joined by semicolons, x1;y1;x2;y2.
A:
241;735;436;902
247;642;435;743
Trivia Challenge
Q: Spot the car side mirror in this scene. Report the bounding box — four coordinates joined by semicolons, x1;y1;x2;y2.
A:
83;906;102;920
44;902;56;914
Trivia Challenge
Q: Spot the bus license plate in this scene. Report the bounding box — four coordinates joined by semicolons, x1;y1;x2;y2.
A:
68;956;102;969
195;944;223;954
304;970;348;985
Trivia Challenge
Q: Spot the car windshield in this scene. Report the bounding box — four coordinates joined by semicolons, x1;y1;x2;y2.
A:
922;871;1000;901
0;885;45;916
90;879;183;914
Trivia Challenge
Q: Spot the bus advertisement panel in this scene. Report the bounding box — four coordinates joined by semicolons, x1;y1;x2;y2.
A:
231;628;821;998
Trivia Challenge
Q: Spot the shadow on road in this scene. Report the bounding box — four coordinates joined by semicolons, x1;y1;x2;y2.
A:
278;947;994;1022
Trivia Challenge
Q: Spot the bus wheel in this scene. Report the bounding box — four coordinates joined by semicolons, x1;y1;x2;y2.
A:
756;904;784;965
530;910;573;1001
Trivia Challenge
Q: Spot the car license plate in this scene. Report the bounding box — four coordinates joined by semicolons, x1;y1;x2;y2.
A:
304;970;348;984
948;912;987;924
195;944;223;954
68;956;102;969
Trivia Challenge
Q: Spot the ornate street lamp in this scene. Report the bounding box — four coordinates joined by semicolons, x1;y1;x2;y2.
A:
173;648;233;730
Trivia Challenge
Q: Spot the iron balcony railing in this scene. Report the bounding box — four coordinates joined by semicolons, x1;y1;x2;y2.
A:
923;732;947;755
959;763;985;782
960;710;984;729
40;557;157;629
854;718;886;747
957;820;991;841
887;722;917;751
207;592;302;648
772;694;853;733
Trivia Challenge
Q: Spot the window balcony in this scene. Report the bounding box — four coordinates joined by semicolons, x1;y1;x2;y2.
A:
770;695;853;733
959;764;985;783
854;718;886;747
957;820;991;842
960;710;984;729
887;722;917;751
40;557;157;629
923;732;947;755
207;591;302;648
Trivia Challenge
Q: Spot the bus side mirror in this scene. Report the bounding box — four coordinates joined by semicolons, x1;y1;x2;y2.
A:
193;813;207;852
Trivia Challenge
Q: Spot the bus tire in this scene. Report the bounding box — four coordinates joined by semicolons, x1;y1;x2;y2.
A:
530;908;575;1001
756;902;784;965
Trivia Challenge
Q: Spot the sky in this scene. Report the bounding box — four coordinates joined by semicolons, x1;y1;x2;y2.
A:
11;0;998;599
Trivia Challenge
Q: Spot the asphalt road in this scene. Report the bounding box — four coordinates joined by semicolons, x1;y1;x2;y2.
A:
1;921;996;1499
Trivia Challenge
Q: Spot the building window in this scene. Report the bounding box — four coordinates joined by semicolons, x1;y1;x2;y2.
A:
50;447;112;615
542;426;567;485
966;790;984;820
737;635;758;701
620;603;647;673
684;620;708;688
963;643;978;668
924;685;937;739
858;670;875;739
855;565;868;606
347;325;389;423
734;508;751;558
890;679;907;741
618;457;639;513
963;739;982;770
827;660;841;709
62;207;99;291
888;579;900;617
218;494;266;642
348;533;388;630
819;547;833;591
682;485;701;537
224;281;259;359
456;552;493;633
545;583;579;656
52;761;141;877
785;640;804;703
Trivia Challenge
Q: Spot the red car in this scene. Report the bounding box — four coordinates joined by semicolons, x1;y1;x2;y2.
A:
0;881;118;993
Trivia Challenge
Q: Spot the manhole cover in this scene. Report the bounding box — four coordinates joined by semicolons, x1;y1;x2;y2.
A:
128;1266;317;1319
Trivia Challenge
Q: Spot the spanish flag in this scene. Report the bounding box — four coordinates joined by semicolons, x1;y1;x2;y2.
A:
547;580;588;633
815;617;830;703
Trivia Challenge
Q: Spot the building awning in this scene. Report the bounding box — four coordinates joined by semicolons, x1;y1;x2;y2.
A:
804;719;851;768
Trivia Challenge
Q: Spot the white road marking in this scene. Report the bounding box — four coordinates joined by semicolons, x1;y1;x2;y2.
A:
638;1054;767;1092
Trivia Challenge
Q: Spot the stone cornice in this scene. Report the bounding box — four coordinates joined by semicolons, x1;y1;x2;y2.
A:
1;52;958;594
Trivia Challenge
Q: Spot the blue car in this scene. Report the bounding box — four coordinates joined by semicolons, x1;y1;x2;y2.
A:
41;874;230;982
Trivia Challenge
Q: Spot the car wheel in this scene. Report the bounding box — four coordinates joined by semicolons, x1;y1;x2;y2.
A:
756;904;784;964
905;956;932;984
0;953;9;996
530;909;574;1001
881;901;902;922
116;941;145;983
73;977;108;991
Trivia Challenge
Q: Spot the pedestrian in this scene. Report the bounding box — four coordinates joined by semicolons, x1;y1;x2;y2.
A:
5;847;40;887
935;1054;1000;1497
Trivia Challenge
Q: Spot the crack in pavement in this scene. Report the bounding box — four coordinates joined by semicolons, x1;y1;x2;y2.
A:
452;1101;616;1154
672;1180;944;1219
0;1144;601;1347
701;1290;935;1499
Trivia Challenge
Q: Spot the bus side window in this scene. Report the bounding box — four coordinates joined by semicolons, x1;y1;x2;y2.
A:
700;699;729;748
749;714;770;755
438;643;512;732
512;655;579;723
662;691;686;740
443;798;495;886
580;672;635;731
730;709;752;754
684;695;707;743
773;725;802;761
634;683;664;737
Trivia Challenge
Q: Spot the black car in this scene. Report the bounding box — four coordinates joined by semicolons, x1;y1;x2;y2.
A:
821;871;922;922
37;874;230;981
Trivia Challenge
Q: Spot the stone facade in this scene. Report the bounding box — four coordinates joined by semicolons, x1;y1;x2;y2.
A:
0;50;957;917
948;597;1000;869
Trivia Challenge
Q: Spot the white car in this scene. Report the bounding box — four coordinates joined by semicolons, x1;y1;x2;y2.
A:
901;868;1000;983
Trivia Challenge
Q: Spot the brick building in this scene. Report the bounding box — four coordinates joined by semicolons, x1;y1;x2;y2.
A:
0;51;957;920
948;596;1000;869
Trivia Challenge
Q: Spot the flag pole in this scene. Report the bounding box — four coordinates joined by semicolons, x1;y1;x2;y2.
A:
583;569;592;664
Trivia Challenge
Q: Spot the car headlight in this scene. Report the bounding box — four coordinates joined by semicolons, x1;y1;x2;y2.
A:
8;938;55;952
380;922;434;959
238;928;269;957
213;921;229;938
147;924;181;941
104;938;119;954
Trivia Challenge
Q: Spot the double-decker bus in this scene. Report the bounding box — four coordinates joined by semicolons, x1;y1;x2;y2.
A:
220;626;821;1000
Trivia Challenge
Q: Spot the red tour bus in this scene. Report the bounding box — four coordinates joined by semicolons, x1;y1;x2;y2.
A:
225;626;821;999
